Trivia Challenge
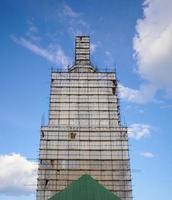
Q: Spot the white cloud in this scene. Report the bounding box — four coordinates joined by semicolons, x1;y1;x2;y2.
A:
12;36;70;68
58;3;89;38
133;0;172;94
128;123;151;140
104;50;116;67
68;27;83;38
63;4;79;18
160;104;172;109
0;153;37;196
27;20;38;34
25;20;42;42
90;43;97;53
121;0;172;104
105;51;111;56
118;83;157;104
141;151;154;158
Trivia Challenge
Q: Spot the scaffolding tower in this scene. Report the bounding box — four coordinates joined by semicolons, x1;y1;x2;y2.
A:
36;36;132;200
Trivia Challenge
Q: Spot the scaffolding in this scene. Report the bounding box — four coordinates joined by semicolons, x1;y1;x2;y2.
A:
36;36;132;200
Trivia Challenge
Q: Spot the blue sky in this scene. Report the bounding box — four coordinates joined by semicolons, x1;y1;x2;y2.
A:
0;0;172;200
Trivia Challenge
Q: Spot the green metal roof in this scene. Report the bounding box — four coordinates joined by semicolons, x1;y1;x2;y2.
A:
48;174;121;200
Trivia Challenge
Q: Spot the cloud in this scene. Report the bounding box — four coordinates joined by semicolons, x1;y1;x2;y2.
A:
118;83;157;104
90;43;97;53
67;19;89;38
104;50;115;66
25;20;42;42
62;4;79;18
121;0;172;104
133;0;172;94
0;153;37;196
58;3;89;38
128;123;151;140
160;104;172;109
105;51;111;56
141;151;154;158
27;20;38;33
12;36;70;68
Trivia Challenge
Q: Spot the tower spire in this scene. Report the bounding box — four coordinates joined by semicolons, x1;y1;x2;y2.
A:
69;35;96;72
75;36;90;65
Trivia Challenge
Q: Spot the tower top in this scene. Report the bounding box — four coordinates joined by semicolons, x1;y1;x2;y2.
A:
75;36;90;65
69;36;95;72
